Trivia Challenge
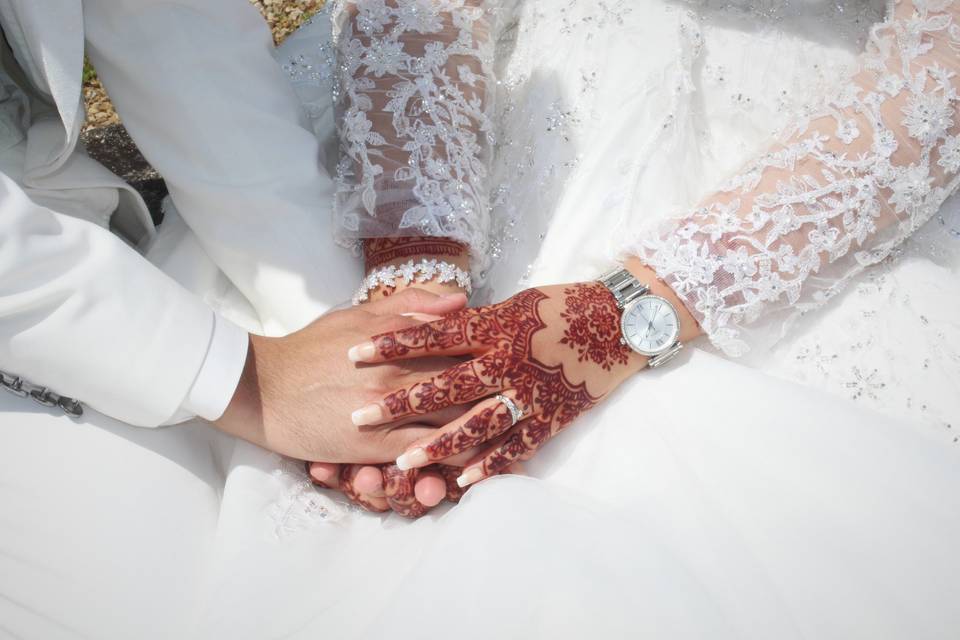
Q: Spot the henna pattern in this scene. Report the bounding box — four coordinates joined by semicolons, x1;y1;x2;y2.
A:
383;464;468;518
425;403;513;460
364;237;467;269
560;283;632;371
383;465;428;519
308;461;465;518
371;286;617;475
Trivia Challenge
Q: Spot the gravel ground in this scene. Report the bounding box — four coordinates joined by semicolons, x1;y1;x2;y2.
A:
81;0;324;131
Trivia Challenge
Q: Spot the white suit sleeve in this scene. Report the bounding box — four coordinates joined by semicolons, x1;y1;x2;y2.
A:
635;0;960;356
0;173;238;426
333;0;498;282
82;0;345;334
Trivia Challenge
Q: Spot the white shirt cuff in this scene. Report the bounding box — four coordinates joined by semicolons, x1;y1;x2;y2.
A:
180;314;249;421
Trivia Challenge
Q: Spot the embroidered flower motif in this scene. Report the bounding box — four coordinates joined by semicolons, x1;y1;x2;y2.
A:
636;3;960;356
938;134;960;172
889;164;934;213
334;0;496;282
902;91;953;145
836;118;861;144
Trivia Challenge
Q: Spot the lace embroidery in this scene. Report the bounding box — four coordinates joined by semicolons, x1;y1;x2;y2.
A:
637;1;960;356
333;0;497;283
268;456;349;539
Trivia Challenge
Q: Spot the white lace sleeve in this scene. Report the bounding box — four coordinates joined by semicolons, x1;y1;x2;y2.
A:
333;0;497;281
635;0;960;357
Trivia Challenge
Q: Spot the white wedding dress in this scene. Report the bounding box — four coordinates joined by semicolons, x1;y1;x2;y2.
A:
187;1;960;638
3;1;959;638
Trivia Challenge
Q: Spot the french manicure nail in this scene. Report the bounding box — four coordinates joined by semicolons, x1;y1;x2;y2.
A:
396;447;429;471
400;312;443;322
347;342;376;362
351;404;383;426
456;467;484;488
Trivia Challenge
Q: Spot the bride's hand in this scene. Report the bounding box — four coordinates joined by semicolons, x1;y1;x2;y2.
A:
305;461;466;517
361;237;471;301
345;282;648;487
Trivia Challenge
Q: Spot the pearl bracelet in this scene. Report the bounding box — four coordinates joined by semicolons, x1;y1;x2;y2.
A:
352;259;472;305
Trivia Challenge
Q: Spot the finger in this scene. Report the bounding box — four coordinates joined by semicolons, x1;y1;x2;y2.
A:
456;421;544;488
363;288;468;317
382;465;429;519
353;465;386;498
351;353;502;426
340;464;388;512
307;461;339;489
347;307;484;364
435;464;467;503
394;392;524;470
412;469;447;507
507;461;527;475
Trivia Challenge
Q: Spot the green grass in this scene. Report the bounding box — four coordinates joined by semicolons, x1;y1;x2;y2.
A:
82;58;97;84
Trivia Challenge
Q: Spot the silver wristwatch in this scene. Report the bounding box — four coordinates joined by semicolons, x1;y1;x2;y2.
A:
599;267;683;369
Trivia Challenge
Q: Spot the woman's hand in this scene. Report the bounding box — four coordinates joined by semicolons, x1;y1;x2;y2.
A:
346;281;649;487
306;461;467;518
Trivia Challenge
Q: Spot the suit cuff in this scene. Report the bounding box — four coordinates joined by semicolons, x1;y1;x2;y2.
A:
180;314;249;421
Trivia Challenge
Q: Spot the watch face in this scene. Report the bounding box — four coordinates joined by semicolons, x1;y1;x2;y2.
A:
621;295;680;356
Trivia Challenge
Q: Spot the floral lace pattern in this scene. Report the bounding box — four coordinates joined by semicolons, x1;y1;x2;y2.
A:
333;0;497;282
637;1;960;356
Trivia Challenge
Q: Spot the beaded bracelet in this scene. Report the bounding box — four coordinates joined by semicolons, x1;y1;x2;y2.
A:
352;259;472;305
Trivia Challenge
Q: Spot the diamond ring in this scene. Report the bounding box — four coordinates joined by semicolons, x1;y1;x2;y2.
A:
495;394;524;426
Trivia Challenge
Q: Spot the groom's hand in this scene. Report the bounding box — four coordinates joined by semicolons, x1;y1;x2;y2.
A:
213;289;470;463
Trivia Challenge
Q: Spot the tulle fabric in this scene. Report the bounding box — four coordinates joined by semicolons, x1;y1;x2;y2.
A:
185;5;960;637
636;0;960;356
331;0;497;282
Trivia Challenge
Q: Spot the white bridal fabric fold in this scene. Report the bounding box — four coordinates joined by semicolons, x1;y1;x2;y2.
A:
1;1;959;638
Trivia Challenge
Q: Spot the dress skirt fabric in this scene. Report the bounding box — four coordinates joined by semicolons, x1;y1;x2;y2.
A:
1;1;958;638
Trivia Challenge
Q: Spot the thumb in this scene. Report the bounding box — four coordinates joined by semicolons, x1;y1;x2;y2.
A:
364;288;468;317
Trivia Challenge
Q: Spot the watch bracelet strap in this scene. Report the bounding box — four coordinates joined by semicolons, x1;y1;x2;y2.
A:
598;267;649;308
647;341;683;368
599;267;683;369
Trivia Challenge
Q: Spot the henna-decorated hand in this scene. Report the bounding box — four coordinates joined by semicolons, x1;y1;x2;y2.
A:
305;460;467;518
302;237;473;518
306;456;526;518
346;282;648;487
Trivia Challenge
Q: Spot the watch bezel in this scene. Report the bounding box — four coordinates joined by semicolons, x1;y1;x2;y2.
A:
620;295;681;357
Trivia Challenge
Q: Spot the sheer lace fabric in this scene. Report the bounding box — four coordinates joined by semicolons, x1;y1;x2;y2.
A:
333;0;497;281
636;0;960;356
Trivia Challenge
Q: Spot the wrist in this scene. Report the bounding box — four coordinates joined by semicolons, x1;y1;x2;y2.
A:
621;257;702;344
360;237;471;302
212;335;266;445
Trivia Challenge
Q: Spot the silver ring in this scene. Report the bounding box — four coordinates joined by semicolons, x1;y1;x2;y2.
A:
495;394;524;426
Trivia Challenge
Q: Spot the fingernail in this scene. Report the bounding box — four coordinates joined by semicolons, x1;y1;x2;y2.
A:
442;292;467;300
396;447;429;471
309;465;335;483
456;467;484;488
348;342;376;362
351;404;383;426
400;312;443;322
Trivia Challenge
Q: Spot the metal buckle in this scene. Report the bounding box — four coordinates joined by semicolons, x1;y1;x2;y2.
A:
30;387;58;407
1;374;28;397
1;368;84;418
58;397;84;418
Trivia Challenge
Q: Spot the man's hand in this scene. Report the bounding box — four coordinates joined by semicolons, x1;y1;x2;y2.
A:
213;289;469;463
